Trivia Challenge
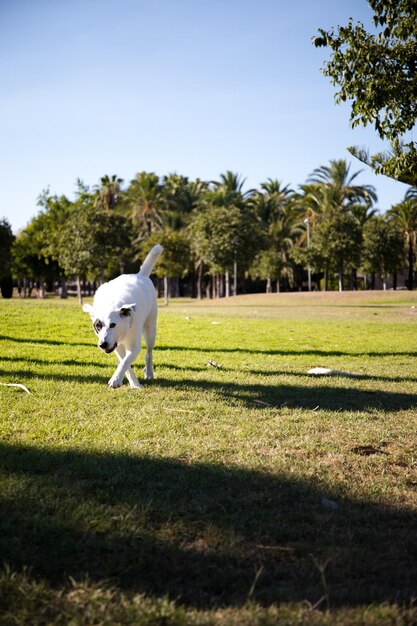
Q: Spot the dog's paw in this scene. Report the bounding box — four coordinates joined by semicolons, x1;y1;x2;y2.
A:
143;367;154;380
108;374;123;389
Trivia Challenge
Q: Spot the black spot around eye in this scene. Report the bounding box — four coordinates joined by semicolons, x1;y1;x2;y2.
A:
110;323;116;328
94;320;103;334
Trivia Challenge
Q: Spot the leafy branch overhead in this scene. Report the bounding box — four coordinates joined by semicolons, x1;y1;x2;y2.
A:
313;0;417;185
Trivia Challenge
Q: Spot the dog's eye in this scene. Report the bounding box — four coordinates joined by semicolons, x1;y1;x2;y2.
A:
94;320;103;333
109;323;116;328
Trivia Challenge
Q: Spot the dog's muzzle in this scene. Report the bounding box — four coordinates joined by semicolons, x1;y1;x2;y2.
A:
99;341;117;354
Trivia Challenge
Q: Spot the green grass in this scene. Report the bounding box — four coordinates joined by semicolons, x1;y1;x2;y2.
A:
0;291;417;625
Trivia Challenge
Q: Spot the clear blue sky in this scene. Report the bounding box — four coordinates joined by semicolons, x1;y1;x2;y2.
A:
0;0;410;233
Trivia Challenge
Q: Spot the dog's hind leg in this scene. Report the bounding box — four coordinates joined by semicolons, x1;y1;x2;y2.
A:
115;346;141;389
143;315;156;380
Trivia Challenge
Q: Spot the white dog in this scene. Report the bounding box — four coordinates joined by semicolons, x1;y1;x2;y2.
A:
83;244;163;389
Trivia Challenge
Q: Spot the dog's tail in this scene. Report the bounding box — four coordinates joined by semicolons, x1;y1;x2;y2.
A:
139;244;163;277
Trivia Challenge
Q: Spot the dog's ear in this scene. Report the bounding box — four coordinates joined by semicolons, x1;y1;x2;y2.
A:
119;303;137;318
83;303;94;317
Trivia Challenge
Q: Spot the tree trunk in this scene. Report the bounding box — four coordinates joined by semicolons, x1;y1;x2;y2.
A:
164;275;169;305
225;270;230;298
323;268;328;292
350;269;357;291
173;276;180;298
407;235;414;290
38;279;45;299
338;270;343;292
393;272;397;290
276;276;281;293
77;276;83;305
197;261;203;299
233;261;237;296
266;276;271;294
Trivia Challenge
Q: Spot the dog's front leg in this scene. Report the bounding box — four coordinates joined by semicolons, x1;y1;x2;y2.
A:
115;346;141;389
108;343;141;389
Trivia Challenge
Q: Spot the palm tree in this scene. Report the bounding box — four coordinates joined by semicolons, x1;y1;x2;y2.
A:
212;171;253;201
406;187;417;200
250;179;300;291
349;202;378;228
93;175;124;211
193;172;259;297
155;174;208;299
206;172;255;296
253;179;294;226
162;174;207;229
307;159;377;210
127;172;166;237
270;204;304;291
298;160;377;290
388;190;417;289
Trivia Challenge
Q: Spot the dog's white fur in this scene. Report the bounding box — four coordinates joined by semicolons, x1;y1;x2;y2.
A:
83;244;163;389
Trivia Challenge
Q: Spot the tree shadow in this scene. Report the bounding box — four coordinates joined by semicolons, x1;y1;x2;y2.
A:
0;443;415;609
1;358;416;410
159;362;417;384
0;367;106;386
0;334;92;348
157;345;417;358
2;333;417;359
0;355;109;369
154;377;417;413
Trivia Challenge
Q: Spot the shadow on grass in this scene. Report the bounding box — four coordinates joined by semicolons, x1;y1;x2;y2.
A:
0;443;416;609
0;355;109;369
1;364;417;411
2;334;417;358
3;353;417;385
154;377;417;412
159;344;417;358
159;362;417;385
0;334;93;348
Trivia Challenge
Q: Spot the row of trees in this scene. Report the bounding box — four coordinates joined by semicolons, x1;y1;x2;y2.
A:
1;159;417;300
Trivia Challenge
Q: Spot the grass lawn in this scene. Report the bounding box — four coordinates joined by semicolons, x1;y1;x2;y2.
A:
0;290;417;625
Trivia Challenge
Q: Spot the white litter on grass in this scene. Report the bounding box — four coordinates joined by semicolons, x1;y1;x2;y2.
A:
1;383;31;394
211;321;221;325
307;367;359;378
208;360;223;369
252;399;274;407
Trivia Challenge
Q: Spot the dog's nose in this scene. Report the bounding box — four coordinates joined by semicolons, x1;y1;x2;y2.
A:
99;341;108;350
